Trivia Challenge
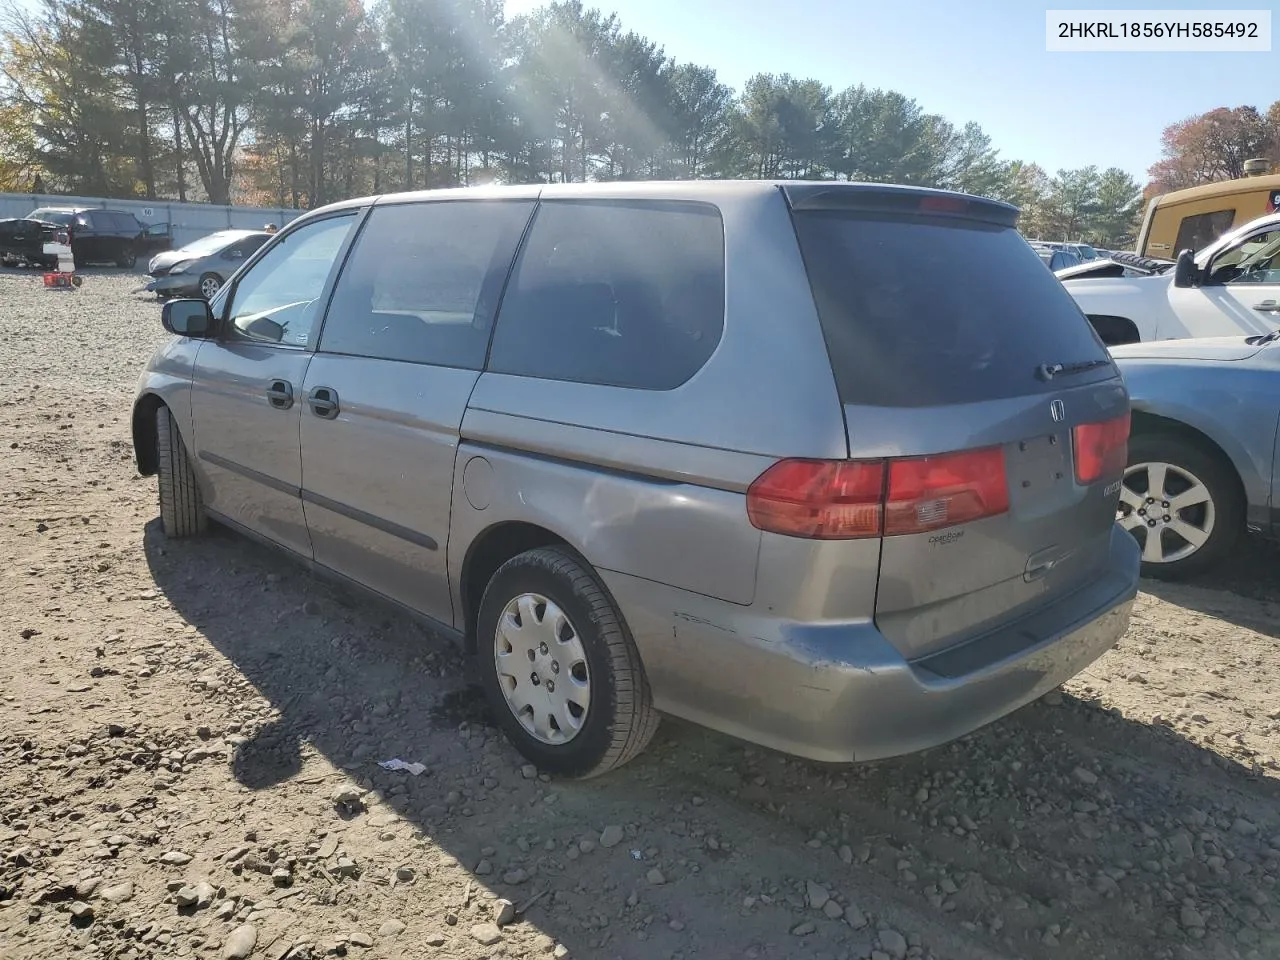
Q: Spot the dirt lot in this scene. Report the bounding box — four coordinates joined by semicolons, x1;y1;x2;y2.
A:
1;270;1278;960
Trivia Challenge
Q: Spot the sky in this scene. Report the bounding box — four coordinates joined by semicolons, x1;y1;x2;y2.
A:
503;0;1277;184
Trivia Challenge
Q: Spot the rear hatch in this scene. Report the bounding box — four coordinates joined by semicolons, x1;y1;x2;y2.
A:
785;185;1129;661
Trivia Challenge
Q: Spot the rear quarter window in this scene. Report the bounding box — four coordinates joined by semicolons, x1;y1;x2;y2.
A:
791;212;1111;408
487;199;725;391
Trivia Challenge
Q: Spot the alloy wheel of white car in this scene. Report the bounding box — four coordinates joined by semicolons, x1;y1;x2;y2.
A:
1117;460;1215;564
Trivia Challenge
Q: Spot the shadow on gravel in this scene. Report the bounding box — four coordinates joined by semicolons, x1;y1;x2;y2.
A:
143;517;1280;960
1140;533;1280;640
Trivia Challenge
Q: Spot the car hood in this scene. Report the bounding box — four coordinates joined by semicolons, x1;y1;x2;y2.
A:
1109;336;1265;363
148;249;201;272
1061;271;1172;292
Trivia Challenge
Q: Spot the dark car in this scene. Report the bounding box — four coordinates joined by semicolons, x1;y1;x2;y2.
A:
25;207;149;268
0;217;69;268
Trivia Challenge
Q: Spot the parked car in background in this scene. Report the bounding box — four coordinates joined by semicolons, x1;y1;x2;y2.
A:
145;229;271;300
1063;211;1280;346
0;217;69;268
1111;330;1280;579
1038;247;1081;271
25;206;149;267
1063;242;1100;262
131;180;1139;778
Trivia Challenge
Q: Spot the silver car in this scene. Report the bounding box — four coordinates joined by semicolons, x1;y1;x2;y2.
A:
1112;330;1280;578
131;181;1140;777
145;229;272;301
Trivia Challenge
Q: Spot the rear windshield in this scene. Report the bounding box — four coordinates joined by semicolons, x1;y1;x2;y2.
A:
791;212;1111;407
27;209;74;225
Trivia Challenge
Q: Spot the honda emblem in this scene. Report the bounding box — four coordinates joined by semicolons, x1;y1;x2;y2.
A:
1050;399;1065;422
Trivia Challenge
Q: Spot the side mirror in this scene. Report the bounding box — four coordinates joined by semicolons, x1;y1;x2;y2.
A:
1173;248;1200;288
161;299;215;338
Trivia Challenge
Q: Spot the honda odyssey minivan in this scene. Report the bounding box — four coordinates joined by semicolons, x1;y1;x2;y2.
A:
132;181;1140;777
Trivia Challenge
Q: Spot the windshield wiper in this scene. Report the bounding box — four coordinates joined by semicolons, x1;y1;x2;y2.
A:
1035;358;1112;381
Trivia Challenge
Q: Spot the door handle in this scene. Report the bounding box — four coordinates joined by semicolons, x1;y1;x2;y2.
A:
1253;300;1280;312
308;386;340;420
266;379;294;410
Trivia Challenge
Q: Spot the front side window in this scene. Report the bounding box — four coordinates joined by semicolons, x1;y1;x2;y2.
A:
223;214;356;348
1173;209;1235;255
319;200;535;368
488;200;726;390
1209;229;1280;285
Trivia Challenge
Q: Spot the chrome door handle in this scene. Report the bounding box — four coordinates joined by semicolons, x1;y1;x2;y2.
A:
1252;299;1280;312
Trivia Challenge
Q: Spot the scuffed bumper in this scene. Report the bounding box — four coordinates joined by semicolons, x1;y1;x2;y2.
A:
605;525;1140;763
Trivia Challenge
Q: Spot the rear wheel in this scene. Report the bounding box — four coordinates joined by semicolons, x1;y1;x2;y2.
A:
156;406;207;538
199;273;222;300
476;546;659;778
1118;433;1242;580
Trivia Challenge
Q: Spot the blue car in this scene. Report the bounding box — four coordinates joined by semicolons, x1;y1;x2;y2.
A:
1111;330;1280;578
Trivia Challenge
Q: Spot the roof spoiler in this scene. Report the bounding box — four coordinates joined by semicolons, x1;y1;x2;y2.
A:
781;183;1019;229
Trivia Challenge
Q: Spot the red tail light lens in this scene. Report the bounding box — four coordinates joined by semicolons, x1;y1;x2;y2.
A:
746;459;885;539
918;194;969;214
884;447;1010;535
1073;412;1130;484
747;446;1010;540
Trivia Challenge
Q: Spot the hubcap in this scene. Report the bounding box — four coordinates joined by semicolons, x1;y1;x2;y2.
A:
1117;460;1214;564
493;593;590;744
201;277;220;299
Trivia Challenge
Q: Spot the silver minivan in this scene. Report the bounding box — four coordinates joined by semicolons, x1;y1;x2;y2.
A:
132;181;1140;777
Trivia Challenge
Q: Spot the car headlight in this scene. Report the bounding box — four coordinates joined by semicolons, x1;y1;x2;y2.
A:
168;260;194;275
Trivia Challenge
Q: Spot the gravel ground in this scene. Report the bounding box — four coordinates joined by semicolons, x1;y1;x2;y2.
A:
1;269;1279;960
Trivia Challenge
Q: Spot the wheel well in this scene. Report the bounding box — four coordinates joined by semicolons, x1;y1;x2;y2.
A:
1087;314;1140;346
1130;411;1246;503
131;394;165;476
460;522;569;650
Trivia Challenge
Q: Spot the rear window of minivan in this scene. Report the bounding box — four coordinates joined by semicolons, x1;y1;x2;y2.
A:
792;212;1112;408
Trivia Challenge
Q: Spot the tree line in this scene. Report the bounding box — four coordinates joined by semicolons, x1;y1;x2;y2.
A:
0;0;1144;244
1147;103;1280;193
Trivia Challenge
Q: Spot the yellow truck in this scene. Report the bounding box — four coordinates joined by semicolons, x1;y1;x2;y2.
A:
1137;160;1280;258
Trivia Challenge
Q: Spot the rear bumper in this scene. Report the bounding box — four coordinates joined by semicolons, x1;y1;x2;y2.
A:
604;524;1140;763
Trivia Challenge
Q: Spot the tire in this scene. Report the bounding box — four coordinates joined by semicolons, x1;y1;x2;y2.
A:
156;405;207;538
198;273;222;300
1119;432;1243;580
116;244;137;269
476;546;659;778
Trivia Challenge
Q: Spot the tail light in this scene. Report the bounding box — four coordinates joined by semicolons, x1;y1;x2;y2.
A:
747;446;1009;540
1073;412;1130;484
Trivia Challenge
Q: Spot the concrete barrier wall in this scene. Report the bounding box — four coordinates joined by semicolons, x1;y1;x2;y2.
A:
0;193;304;250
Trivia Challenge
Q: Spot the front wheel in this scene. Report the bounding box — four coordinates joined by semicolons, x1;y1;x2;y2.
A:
476;546;659;778
156;405;207;538
1118;433;1242;580
116;244;137;269
198;273;222;300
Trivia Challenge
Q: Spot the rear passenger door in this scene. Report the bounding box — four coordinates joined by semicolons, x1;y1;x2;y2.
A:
298;199;535;625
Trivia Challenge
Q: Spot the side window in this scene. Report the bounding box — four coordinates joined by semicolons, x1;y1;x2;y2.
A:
319;200;534;368
1210;229;1280;285
1173;209;1235;254
224;214;356;348
488;200;726;390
